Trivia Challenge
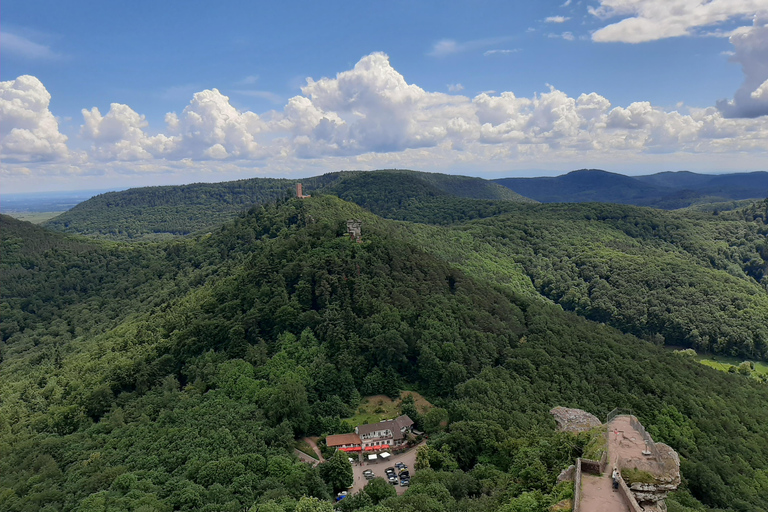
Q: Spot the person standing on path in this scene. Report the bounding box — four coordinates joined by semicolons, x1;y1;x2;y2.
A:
612;467;620;491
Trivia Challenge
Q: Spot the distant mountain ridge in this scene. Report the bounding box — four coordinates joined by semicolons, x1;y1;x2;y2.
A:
494;169;768;208
43;170;533;239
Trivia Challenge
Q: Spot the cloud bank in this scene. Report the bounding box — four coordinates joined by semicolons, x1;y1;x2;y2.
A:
1;52;767;180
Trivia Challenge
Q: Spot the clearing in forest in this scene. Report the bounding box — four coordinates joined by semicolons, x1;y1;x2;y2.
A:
343;392;434;426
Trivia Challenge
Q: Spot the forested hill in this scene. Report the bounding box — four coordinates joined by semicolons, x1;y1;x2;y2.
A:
494;169;768;208
445;201;768;360
314;195;768;361
3;198;768;511
41;177;310;239
42;170;532;240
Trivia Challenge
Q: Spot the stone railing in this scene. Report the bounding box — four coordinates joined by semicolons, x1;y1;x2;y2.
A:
599;446;608;473
618;475;644;512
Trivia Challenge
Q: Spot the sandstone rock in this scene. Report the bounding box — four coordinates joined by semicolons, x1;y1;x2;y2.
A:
550;407;602;433
625;441;681;510
639;503;665;512
557;464;575;482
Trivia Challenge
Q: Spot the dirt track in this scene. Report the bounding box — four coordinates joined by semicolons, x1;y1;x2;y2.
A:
579;415;653;512
580;472;629;512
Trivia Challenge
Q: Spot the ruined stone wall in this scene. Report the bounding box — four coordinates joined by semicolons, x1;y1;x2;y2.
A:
581;459;602;475
573;458;583;512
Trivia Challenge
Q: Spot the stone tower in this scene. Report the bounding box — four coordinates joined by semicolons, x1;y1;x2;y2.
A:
346;219;362;241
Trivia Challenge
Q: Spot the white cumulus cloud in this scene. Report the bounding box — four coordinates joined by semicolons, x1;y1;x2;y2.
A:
281;52;470;156
81;104;173;161
546;16;571;23
81;88;267;161
717;16;768;117
590;0;768;43
166;88;266;159
0;75;69;162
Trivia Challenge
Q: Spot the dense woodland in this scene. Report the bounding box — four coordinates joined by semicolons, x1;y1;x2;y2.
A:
42;171;527;240
312;181;768;360
2;173;768;512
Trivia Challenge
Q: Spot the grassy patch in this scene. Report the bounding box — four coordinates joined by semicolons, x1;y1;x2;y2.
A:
343;392;434;427
345;395;401;426
4;211;65;224
669;347;768;381
696;355;768;377
621;467;657;485
550;498;573;512
295;439;318;460
400;391;434;416
581;425;607;461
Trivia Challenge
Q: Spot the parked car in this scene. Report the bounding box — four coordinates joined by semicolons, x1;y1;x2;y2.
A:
395;462;405;469
388;475;398;485
399;478;410;487
399;470;410;479
385;467;395;473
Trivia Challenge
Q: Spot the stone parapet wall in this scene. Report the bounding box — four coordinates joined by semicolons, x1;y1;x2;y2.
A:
580;458;602;475
618;477;644;512
573;458;583;512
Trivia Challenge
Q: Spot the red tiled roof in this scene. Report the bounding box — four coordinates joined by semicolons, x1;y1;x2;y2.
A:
326;433;361;447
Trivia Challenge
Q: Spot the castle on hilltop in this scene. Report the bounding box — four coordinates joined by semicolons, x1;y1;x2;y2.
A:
296;183;311;199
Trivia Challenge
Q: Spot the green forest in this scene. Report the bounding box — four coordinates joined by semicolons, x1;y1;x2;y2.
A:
2;174;768;512
42;170;528;240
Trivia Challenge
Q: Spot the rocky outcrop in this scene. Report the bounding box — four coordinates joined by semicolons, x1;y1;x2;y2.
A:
556;464;575;482
624;442;681;511
550;407;602;433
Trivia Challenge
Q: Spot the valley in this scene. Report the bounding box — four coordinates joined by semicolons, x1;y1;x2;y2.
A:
1;170;767;512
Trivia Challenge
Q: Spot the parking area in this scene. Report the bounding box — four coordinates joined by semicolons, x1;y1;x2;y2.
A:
348;442;424;496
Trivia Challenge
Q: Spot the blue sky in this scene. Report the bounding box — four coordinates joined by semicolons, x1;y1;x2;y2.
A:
2;0;768;193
